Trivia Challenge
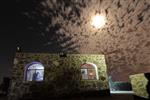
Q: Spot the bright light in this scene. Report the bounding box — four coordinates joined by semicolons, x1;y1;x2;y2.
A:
91;14;106;28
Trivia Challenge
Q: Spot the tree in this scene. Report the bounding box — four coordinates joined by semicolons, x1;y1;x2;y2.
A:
16;0;90;53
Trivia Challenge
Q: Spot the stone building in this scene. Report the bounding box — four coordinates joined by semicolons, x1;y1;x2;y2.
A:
9;53;109;100
10;0;150;99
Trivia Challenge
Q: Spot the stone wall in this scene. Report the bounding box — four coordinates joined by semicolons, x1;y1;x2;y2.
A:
9;53;109;100
130;73;149;99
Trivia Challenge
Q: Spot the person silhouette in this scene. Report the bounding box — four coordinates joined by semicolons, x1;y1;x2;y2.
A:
36;72;41;81
144;73;150;99
32;72;38;81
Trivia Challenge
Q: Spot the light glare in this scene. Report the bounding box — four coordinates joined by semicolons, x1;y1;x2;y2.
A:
91;14;106;28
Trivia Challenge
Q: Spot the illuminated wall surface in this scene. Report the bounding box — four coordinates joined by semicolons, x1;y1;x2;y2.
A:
9;53;109;100
130;73;150;99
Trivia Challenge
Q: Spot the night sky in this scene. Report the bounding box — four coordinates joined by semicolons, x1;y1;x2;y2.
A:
0;0;42;82
0;0;16;82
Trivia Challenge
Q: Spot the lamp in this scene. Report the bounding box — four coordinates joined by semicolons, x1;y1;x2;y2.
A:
91;14;106;28
91;0;106;29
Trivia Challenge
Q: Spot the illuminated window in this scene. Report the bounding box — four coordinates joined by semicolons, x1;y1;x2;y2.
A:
24;62;44;81
80;62;99;80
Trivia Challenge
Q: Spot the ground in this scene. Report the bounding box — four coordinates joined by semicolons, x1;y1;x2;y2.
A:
0;94;135;100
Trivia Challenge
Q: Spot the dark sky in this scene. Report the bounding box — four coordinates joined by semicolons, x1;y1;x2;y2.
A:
0;0;40;82
0;1;15;82
0;0;69;82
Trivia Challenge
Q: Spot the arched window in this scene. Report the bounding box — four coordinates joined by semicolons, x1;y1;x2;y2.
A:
80;62;99;80
24;62;44;81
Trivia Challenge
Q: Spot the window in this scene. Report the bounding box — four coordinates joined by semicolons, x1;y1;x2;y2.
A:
80;62;99;80
24;62;44;81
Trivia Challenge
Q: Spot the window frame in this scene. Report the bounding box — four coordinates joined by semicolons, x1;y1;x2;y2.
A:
24;61;44;82
80;62;99;80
